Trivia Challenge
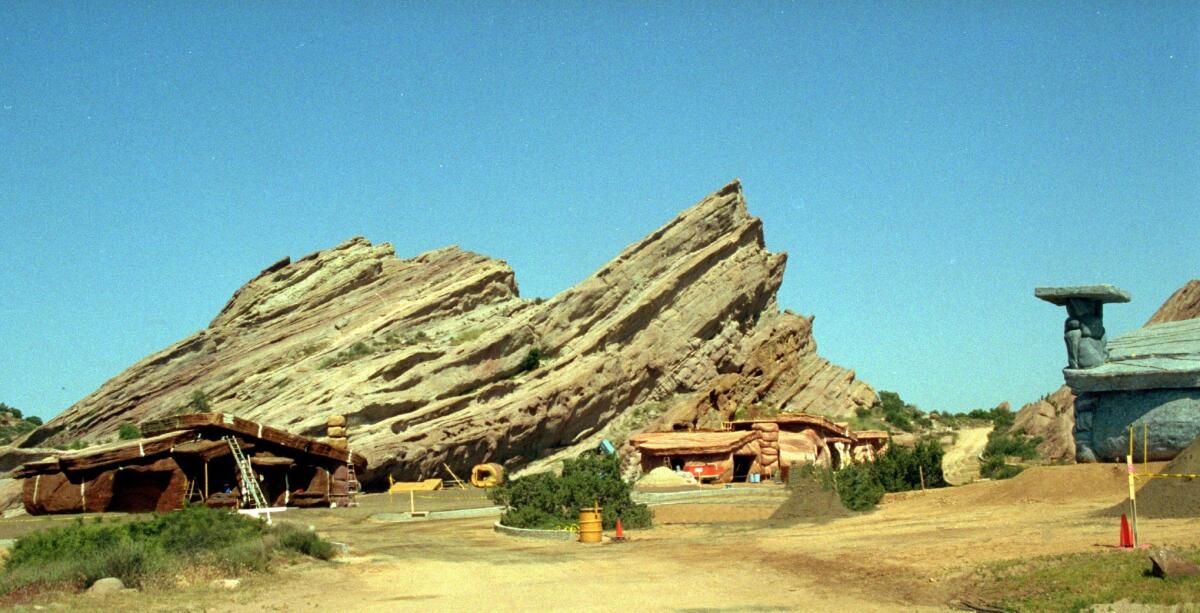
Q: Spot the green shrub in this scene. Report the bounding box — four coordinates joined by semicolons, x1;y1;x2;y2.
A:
117;423;141;440
318;342;375;369
870;439;946;493
834;463;885;511
276;525;335;560
1;506;335;596
518;347;542;373
490;452;651;530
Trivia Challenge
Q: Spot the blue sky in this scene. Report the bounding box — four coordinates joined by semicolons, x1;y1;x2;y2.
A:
1;2;1197;421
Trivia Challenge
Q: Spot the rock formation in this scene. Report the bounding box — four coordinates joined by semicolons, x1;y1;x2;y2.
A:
13;181;876;485
1016;279;1200;461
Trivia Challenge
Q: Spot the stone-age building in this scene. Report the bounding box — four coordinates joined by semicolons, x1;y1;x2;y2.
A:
14;413;366;515
629;413;889;483
1037;285;1200;462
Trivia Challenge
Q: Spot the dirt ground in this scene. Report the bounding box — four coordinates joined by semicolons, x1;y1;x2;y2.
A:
11;463;1200;612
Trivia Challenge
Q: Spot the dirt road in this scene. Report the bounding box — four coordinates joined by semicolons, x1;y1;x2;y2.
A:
941;426;991;485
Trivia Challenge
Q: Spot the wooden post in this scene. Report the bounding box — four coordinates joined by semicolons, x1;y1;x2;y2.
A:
204;461;209;500
444;463;467;490
1127;454;1139;547
410;489;415;514
918;465;926;491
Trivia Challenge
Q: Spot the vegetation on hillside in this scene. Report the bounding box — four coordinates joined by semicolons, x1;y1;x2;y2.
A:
489;451;651;530
850;391;932;433
940;402;1044;480
0;506;335;597
786;437;946;513
0;403;43;445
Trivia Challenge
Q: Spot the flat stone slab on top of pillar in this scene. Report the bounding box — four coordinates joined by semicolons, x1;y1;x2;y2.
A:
1034;284;1131;306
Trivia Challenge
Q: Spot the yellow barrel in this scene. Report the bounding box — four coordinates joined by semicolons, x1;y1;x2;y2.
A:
578;505;602;543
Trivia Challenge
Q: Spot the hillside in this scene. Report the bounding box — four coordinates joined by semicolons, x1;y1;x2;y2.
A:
1014;278;1200;461
11;181;877;485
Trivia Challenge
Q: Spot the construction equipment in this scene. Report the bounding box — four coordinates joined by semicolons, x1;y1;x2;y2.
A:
223;436;267;509
388;476;443;492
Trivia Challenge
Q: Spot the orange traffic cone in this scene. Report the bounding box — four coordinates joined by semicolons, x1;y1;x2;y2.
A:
613;518;627;542
1119;513;1133;548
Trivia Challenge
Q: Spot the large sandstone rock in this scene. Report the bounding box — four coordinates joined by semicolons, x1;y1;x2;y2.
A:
14;181;876;486
1014;279;1200;462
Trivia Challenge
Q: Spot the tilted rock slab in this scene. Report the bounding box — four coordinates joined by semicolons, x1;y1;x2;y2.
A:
18;181;875;485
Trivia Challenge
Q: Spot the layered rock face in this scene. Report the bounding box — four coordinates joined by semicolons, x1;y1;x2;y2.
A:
1015;279;1200;461
17;181;876;485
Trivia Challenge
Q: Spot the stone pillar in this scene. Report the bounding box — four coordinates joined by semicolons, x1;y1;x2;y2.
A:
1035;284;1130;462
1035;285;1130;369
326;415;348;449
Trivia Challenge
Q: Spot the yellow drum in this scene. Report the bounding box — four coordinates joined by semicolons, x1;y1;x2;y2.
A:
578;505;602;543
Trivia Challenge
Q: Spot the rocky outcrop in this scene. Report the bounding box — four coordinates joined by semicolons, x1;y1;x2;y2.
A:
1146;280;1200;327
14;181;876;485
1014;279;1200;462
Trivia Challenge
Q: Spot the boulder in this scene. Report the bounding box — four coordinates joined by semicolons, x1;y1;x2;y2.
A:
1149;547;1200;579
87;577;125;595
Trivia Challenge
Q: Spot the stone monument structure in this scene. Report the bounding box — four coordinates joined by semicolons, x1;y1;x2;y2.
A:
1037;284;1200;462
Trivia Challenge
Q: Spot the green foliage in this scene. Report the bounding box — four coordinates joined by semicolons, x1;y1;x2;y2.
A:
117;423;141;441
733;402;780;421
276;525;336;560
786;462;883;512
834;463;886;511
851;391;931;433
976;405;1041;480
490;452;651;530
318;341;375;369
972;547;1200;611
518;347;542;373
0;402;23;419
0;402;44;444
174;390;211;415
0;506;335;595
871;438;948;492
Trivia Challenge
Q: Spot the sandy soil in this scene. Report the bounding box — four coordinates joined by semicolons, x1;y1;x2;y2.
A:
18;463;1200;612
940;426;991;486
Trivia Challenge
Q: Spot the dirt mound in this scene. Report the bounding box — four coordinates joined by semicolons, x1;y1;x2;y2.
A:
635;467;696;490
767;476;850;523
1102;436;1200;519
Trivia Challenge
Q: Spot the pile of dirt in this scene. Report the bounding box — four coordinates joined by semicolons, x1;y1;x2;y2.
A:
635;467;696;490
767;476;850;524
1103;436;1200;519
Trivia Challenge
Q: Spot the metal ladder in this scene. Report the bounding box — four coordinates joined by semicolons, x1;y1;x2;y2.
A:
224;436;267;509
345;463;360;507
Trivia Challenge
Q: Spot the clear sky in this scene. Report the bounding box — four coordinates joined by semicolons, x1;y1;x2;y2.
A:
1;3;1197;421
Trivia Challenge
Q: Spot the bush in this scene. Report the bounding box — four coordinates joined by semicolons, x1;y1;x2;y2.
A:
318;342;375;369
518;348;542;373
1;506;335;596
117;423;140;440
835;463;885;511
490;452;651;530
871;439;947;493
276;525;336;560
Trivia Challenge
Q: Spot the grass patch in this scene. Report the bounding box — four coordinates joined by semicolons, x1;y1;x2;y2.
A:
317;341;375;369
968;547;1200;611
0;506;336;598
